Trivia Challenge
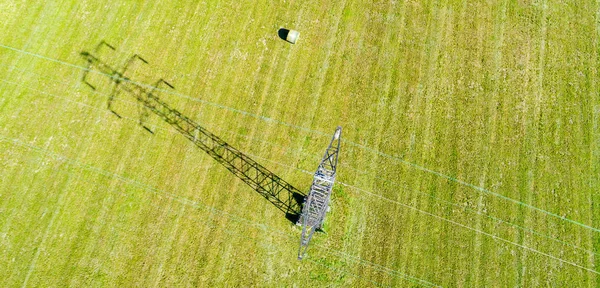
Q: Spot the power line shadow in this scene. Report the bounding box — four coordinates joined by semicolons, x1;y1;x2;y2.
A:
80;42;304;223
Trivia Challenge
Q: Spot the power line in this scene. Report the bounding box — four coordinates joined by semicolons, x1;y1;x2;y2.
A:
2;79;597;278
0;135;435;287
1;71;597;274
1;71;596;260
0;42;596;235
338;162;600;257
344;141;600;234
5;147;392;288
2;44;598;276
337;182;600;276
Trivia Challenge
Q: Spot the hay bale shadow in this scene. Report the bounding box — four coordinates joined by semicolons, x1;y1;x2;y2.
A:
278;28;290;42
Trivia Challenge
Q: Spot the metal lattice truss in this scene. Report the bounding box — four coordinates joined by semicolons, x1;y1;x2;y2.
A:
298;126;341;260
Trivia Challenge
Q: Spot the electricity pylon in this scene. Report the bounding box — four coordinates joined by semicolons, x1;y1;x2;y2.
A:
298;126;341;260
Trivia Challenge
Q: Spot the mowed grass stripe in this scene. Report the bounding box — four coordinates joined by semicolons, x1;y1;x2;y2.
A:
188;6;266;277
0;149;68;285
420;1;454;282
148;5;247;276
367;2;412;284
593;1;600;282
18;65;102;286
323;0;396;280
260;5;315;174
16;91;103;285
351;1;413;283
195;5;307;281
471;1;508;285
477;1;508;284
367;4;416;282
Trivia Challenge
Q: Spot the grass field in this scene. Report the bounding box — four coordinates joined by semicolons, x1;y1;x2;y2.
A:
0;0;599;286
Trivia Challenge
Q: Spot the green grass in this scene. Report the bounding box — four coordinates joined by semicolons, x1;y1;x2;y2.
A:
0;0;599;286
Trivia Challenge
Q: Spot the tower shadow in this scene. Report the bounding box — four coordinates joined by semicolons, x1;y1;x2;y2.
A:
80;42;304;223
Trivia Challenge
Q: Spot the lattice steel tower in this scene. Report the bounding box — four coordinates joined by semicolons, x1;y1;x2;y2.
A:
298;126;341;260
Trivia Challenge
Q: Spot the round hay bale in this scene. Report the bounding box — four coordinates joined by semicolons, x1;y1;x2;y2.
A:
286;30;300;44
